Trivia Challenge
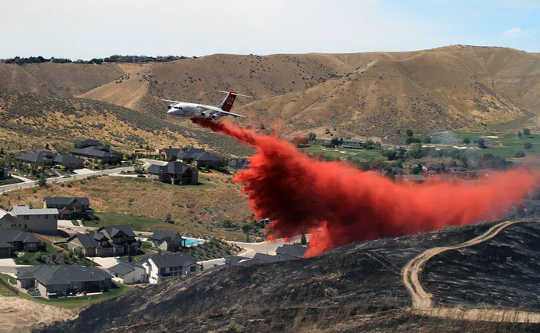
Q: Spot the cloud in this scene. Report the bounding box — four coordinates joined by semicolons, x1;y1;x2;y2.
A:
503;27;534;39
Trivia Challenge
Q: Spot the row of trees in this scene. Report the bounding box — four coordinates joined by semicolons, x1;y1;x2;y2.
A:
1;55;191;65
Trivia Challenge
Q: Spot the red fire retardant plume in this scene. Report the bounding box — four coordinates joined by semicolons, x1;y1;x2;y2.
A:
192;118;539;257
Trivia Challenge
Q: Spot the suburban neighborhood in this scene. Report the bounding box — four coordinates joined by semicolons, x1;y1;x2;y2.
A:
0;140;305;304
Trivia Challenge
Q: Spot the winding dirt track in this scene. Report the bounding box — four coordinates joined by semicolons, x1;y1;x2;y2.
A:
402;218;540;323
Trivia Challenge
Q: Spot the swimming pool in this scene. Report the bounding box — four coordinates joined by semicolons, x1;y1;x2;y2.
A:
182;238;203;246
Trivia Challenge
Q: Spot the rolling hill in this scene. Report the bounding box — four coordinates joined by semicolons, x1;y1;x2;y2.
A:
1;45;539;149
38;220;540;332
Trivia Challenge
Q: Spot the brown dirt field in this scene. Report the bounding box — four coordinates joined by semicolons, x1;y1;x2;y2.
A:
0;173;252;240
0;296;75;333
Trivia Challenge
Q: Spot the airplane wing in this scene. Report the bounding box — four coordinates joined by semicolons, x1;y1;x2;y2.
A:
161;98;182;104
216;110;246;118
199;106;245;118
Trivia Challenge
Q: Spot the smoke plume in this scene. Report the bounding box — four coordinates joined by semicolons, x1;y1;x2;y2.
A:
192;118;539;257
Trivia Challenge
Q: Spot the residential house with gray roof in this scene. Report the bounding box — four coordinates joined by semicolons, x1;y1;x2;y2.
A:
16;265;113;298
142;253;199;284
147;161;198;185
108;261;147;284
150;230;184;252
0;205;58;234
67;225;139;257
44;197;91;219
0;229;42;257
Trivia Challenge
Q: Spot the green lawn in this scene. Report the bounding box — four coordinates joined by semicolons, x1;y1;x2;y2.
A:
0;274;19;296
15;244;95;266
86;212;165;231
455;132;540;158
0;273;134;310
0;177;23;186
300;145;384;161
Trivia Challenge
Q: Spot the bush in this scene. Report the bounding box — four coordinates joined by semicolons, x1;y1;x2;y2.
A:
477;138;487;149
523;128;531;136
406;137;421;144
463;137;471;144
524;142;533;150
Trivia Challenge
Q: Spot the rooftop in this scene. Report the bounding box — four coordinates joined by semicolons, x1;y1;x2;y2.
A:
17;265;111;286
148;253;195;268
11;205;58;216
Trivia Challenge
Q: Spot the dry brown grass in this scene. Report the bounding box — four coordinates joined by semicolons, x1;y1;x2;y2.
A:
0;173;252;240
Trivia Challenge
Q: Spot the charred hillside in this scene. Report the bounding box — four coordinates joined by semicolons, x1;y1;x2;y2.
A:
39;221;540;333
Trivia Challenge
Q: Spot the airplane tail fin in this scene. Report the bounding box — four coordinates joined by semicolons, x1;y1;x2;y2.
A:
218;92;237;111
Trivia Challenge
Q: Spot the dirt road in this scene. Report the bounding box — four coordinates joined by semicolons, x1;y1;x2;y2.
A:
402;218;540;323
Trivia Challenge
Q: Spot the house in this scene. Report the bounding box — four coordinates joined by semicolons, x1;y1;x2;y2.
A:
72;140;122;165
177;147;206;163
108;261;147;284
275;244;306;259
228;158;249;170
16;265;113;298
142;253;199;284
0;229;42;257
0;205;58;234
194;152;226;169
0;167;10;180
72;146;123;165
160;147;183;161
44;197;91;219
147;161;198;185
75;139;103;149
151;230;184;252
15;151;56;166
53;154;83;170
15;151;83;170
67;225;139;257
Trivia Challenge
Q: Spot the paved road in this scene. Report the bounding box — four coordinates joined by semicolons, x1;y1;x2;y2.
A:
0;166;133;194
402;218;540;323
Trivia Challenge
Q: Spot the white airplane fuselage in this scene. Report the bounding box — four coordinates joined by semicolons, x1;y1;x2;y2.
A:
167;102;224;120
164;91;246;120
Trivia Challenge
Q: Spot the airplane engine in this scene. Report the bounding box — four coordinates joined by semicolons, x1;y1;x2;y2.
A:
211;113;221;121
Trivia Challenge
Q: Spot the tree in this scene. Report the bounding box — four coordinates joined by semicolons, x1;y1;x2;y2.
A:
524;142;533;150
463;137;471;145
424;137;432;144
38;173;46;187
307;132;317;142
523;128;531;136
383;149;397;161
477;138;487;149
518;132;523;139
412;164;423;175
301;234;308;246
515;151;526;158
406;129;414;137
241;224;251;242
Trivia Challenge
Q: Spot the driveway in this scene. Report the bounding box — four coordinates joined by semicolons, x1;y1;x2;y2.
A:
88;257;120;269
0;166;134;194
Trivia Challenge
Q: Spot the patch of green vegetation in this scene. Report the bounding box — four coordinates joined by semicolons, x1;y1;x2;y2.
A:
0;273;132;310
0;273;18;296
88;212;165;232
0;177;23;186
15;243;95;266
181;238;237;261
455;131;540;158
300;144;384;161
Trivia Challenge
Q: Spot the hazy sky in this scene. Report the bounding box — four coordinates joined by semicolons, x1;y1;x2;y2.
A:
1;0;538;59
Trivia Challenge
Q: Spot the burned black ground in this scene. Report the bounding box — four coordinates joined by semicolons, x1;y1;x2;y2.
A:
38;220;540;332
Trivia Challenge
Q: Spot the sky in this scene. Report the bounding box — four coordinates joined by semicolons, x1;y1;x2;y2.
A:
1;0;538;59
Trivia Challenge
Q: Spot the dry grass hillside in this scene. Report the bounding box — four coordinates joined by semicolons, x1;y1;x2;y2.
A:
0;174;252;239
237;46;536;138
74;46;540;139
0;90;252;155
1;45;539;145
0;62;124;97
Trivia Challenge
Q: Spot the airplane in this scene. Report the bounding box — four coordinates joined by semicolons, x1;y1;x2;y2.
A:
162;91;250;120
